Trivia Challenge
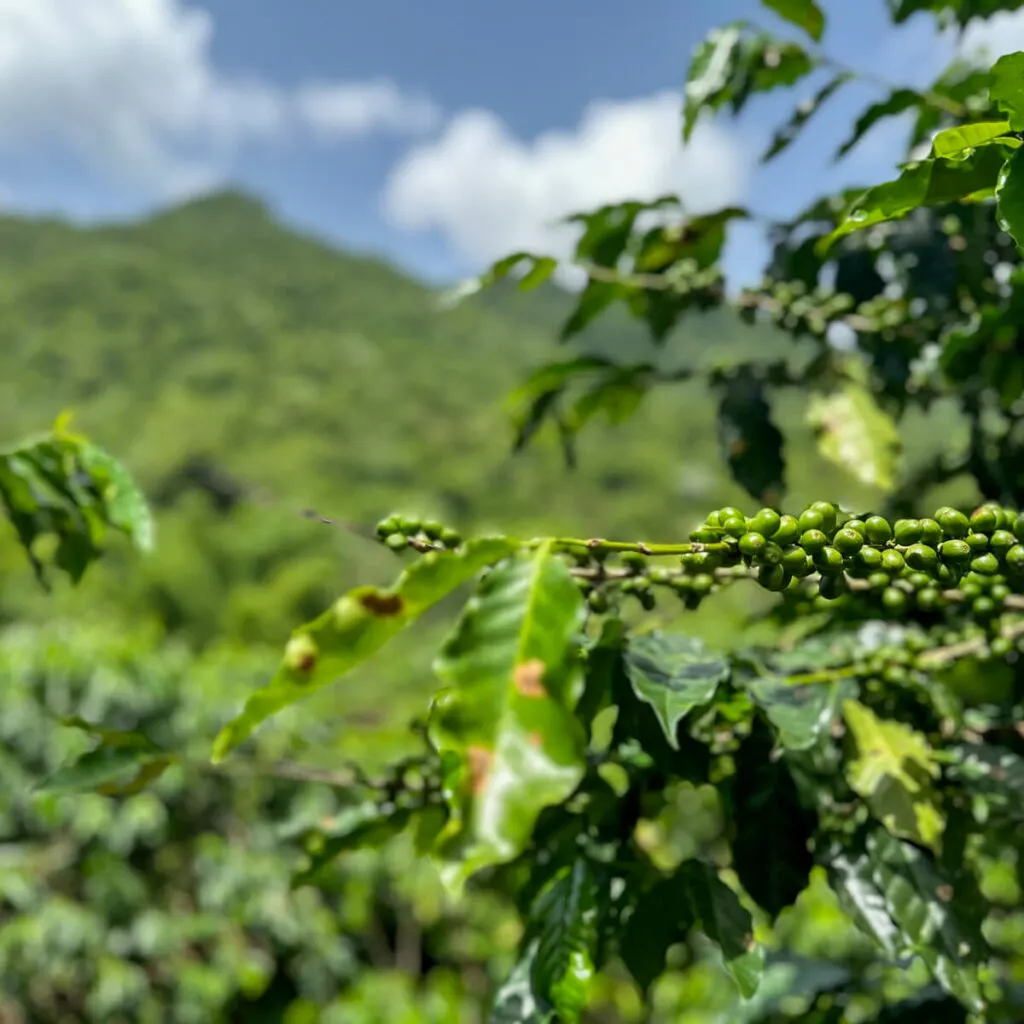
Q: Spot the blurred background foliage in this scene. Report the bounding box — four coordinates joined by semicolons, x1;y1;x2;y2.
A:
0;189;999;1021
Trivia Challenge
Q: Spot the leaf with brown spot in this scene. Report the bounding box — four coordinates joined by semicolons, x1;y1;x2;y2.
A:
514;659;548;697
212;536;516;762
429;542;587;891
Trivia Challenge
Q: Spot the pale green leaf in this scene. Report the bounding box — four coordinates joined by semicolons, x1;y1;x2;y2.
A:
211;537;516;762
428;543;587;890
842;699;945;852
807;382;901;492
932;121;1011;159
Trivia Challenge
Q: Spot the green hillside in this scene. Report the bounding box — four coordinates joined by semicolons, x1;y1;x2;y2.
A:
0;190;973;670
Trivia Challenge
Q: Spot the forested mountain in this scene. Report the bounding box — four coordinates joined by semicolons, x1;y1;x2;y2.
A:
0;190;964;657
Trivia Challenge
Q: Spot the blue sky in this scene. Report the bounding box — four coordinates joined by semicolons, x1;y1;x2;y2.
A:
1;0;1019;289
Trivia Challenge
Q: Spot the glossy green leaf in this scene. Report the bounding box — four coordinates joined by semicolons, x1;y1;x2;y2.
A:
763;73;850;163
730;723;816;919
428;543;587;890
490;942;551;1023
761;0;825;41
826;829;988;1011
822;145;1012;250
807;381;901;492
529;859;602;1023
842;699;945;852
684;25;815;140
716;366;785;506
0;427;153;586
623;632;729;750
946;743;1024;821
742;670;853;751
990;52;1024;131
211;537;517;762
996;145;1024;250
932;121;1011;159
835;89;924;160
679;860;764;998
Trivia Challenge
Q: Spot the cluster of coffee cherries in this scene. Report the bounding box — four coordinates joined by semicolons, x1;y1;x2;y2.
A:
689;500;1024;614
375;513;462;552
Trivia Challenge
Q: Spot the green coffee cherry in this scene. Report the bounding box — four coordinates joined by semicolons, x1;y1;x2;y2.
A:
757;564;790;592
738;532;766;559
971;553;1000;576
799;529;828;554
808;501;838;533
1014;513;1024;543
722;515;748;538
704;510;723;528
782;546;813;576
882;587;907;614
990;530;1016;557
690;573;714;595
937;508;970;539
757;542;784;567
422;520;445;540
440;527;462;548
690;527;720;543
773;514;801;546
1006;545;1024;573
818;574;847;600
916;587;940;610
844;519;866;537
919;519;942;548
940;539;971;565
813;546;845;573
376;515;400;538
904;544;938;572
893;519;923;545
747;508;781;538
833;528;864;555
880;549;905;574
856;546;884;571
385;532;409;551
867;571;891;590
970;506;999;535
397;515;422;534
864;516;892;545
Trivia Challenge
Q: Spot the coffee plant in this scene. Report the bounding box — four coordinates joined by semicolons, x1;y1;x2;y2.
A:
17;1;1024;1021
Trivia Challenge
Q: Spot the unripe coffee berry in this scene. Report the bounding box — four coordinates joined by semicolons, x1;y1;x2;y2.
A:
919;519;942;547
936;508;969;538
971;553;1000;576
939;539;971;565
809;501;838;533
722;515;748;538
799;529;828;553
863;516;892;545
757;564;790;592
738;532;765;559
970;506;999;534
904;543;938;572
856;546;883;571
385;532;409;551
990;530;1016;557
833;528;864;555
813;546;845;573
882;587;907;613
772;515;801;546
782;546;813;576
1006;544;1024;572
965;532;989;552
880;549;905;574
748;508;782;538
893;519;923;545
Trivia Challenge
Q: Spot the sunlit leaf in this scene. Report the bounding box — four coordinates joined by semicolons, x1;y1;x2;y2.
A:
761;0;825;40
996;145;1024;250
807;381;901;492
990;52;1024;131
822;145;1012;250
529;859;603;1023
211;537;517;762
826;828;988;1011
932;121;1011;159
684;24;816;140
490;942;551;1023
740;668;853;751
623;632;729;750
946;743;1024;821
842;699;945;852
428;542;587;890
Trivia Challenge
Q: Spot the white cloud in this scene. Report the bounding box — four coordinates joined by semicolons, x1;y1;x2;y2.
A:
382;92;749;277
0;0;440;197
958;10;1024;60
296;81;441;140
